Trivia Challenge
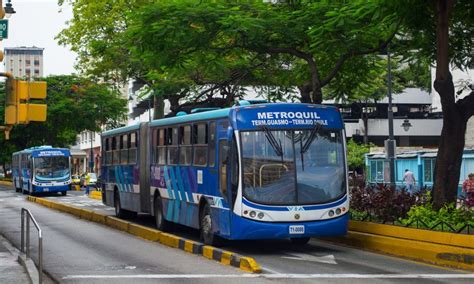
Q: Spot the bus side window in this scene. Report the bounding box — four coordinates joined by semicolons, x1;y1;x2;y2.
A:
157;129;167;165
219;140;229;201
112;137;119;165
121;134;129;164
168;128;179;165
179;125;192;165
129;132;137;164
209;122;216;167
193;123;208;166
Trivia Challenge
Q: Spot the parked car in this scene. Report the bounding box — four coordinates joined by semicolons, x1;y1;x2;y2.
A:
81;173;98;188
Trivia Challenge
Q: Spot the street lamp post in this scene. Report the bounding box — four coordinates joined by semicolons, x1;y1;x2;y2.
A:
385;45;396;187
89;131;94;173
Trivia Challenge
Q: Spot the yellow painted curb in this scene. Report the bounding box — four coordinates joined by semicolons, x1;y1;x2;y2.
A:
328;221;474;271
26;196;262;273
89;191;102;200
128;223;162;242
202;246;214;260
240;257;262;273
105;216;130;232
0;180;13;186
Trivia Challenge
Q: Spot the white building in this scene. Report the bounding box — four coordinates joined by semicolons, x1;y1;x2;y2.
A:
4;46;44;79
430;67;473;147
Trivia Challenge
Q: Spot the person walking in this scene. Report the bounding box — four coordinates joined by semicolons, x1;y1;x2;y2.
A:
84;173;91;195
403;169;416;193
462;173;474;207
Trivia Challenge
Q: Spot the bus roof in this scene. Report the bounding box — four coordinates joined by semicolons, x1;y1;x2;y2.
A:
102;103;343;137
13;146;71;156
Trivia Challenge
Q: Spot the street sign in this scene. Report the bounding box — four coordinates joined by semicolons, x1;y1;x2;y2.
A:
0;19;8;39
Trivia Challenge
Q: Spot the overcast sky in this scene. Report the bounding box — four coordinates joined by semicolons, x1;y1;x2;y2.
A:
4;0;76;75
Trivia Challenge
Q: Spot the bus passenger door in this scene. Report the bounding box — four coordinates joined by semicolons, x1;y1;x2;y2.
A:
218;139;231;237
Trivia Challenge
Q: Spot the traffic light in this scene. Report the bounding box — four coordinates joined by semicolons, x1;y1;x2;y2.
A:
4;78;47;124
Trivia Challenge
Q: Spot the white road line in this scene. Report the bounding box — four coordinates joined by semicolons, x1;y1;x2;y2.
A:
63;274;474;280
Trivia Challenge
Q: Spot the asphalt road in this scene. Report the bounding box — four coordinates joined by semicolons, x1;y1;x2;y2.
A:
0;185;473;283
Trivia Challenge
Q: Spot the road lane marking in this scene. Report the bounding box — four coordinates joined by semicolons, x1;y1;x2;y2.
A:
282;253;337;264
63;274;474;279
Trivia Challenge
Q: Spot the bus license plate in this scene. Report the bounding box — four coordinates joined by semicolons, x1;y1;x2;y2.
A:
289;225;305;235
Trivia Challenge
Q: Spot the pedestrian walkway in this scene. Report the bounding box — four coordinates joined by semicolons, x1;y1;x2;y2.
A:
0;235;29;284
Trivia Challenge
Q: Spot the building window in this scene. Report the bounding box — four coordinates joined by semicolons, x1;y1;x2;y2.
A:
26;69;31;77
423;158;435;183
34;60;40;66
370;160;384;182
26;59;31;66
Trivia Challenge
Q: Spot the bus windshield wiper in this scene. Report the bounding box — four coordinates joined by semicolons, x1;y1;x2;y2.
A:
260;126;284;157
301;123;322;154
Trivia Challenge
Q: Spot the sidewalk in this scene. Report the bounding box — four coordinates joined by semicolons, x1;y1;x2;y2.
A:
0;235;30;284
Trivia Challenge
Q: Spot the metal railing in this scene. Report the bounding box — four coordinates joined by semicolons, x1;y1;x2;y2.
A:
21;208;43;284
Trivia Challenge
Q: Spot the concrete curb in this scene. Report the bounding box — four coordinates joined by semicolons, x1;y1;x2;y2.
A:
0;234;38;284
26;196;262;273
327;220;474;271
18;254;40;284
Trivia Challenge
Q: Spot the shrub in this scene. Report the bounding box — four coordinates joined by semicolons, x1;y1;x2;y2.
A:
350;183;417;223
400;196;474;233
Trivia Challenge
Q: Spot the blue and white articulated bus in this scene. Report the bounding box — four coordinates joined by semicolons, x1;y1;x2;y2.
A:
12;146;72;196
101;102;349;245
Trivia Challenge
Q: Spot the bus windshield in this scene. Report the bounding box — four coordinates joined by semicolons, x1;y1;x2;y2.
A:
241;129;346;205
34;156;70;179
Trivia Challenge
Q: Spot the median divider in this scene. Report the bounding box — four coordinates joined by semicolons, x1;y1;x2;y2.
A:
26;196;262;273
326;220;474;271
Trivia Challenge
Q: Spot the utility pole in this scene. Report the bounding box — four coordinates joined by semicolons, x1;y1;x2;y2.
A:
385;45;396;187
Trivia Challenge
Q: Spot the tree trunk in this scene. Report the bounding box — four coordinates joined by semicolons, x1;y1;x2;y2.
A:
153;95;164;119
298;84;312;103
432;101;466;209
432;0;459;210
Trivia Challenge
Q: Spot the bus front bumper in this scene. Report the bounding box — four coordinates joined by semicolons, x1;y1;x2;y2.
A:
33;184;70;193
229;212;348;240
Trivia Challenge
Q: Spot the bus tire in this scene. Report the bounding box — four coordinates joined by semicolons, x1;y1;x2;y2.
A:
200;203;223;246
154;196;172;232
290;237;310;245
114;191;135;219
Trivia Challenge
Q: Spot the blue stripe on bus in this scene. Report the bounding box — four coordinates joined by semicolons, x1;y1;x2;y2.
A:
176;166;188;202
241;195;347;211
181;168;194;226
163;166;174;221
168;167;181;223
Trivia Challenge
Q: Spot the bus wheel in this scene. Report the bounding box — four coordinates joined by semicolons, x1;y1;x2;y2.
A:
290;237;310;245
154;196;172;232
114;191;126;218
200;203;222;246
114;191;135;219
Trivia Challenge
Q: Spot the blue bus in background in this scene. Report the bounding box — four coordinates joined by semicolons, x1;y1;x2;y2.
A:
12;146;72;196
101;102;349;245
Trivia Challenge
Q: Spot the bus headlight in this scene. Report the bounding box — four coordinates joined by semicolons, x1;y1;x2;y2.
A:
336;208;341;215
257;212;264;219
328;210;335;217
249;211;256;218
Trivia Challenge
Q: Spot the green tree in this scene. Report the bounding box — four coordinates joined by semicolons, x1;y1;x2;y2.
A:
127;0;400;104
0;75;127;155
346;139;373;172
390;0;474;209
